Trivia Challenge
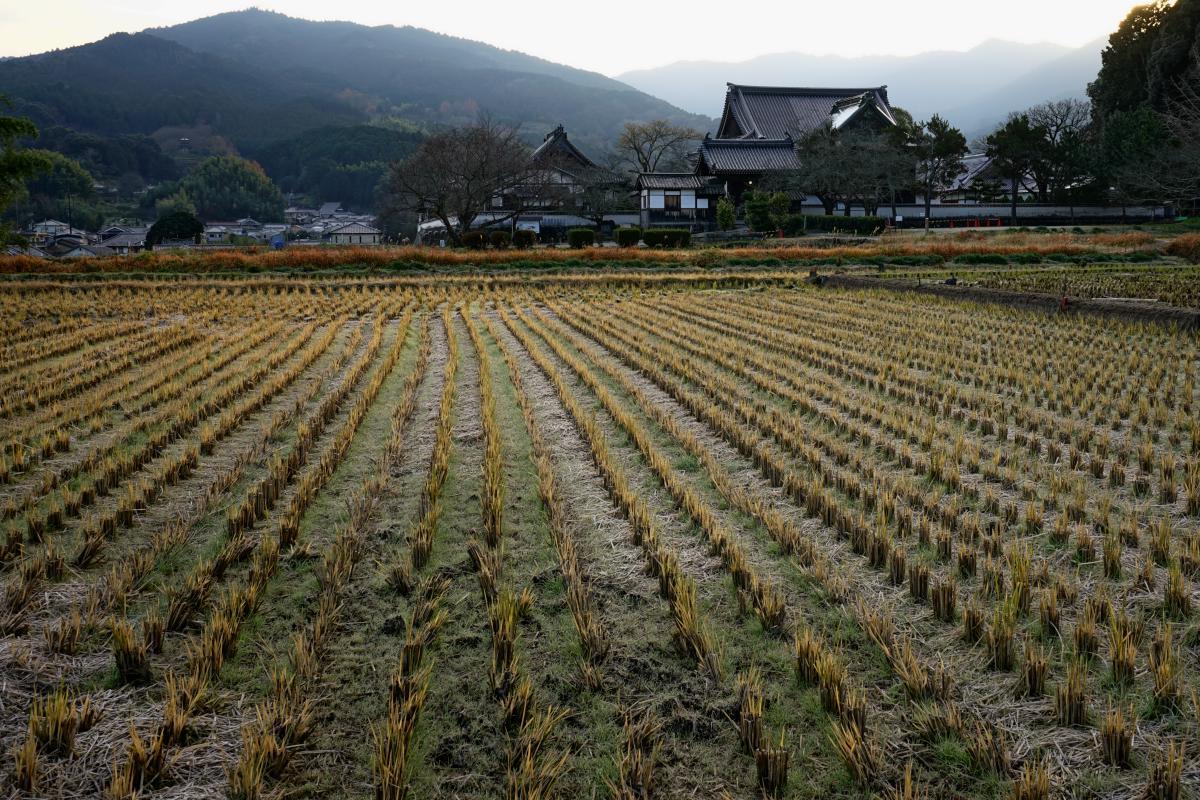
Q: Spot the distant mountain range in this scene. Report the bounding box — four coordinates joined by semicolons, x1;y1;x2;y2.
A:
618;38;1104;139
0;9;711;157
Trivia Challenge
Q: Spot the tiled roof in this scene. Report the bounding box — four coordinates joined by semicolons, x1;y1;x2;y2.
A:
2;245;49;258
531;125;596;171
101;233;146;248
698;138;800;173
943;153;994;192
64;245;116;258
636;173;718;190
719;84;894;139
326;222;381;235
940;153;1037;195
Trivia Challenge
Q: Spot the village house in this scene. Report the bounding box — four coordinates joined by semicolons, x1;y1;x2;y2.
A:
23;219;95;247
527;125;599;194
203;218;273;243
60;243;117;259
635;173;722;230
284;206;318;225
322;221;382;245
936;153;1037;204
494;125;616;210
100;225;149;255
99;224;136;239
2;244;50;258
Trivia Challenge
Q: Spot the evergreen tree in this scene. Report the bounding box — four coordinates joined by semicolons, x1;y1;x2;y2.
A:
716;196;735;231
985;115;1049;223
178;155;285;221
742;192;775;232
790;123;849;216
913;116;967;225
147;210;204;247
0;94;52;242
1088;1;1175;122
1098;108;1169;210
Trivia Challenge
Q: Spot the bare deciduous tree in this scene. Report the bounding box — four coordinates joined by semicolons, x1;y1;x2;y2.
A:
1026;99;1091;148
1024;99;1091;202
564;165;630;227
773;122;914;217
616;120;703;173
1152;81;1200;203
777;122;846;215
382;116;543;242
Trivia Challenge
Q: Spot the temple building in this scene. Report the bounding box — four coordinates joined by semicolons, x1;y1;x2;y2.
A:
701;83;898;200
638;83;900;226
715;84;897;140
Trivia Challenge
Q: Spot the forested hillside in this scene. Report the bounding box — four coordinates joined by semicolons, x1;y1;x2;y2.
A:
249;125;425;209
0;9;709;205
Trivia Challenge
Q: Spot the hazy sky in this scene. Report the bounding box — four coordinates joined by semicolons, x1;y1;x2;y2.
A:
0;0;1138;75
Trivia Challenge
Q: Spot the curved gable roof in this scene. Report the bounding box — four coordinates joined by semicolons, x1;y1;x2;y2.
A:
697;138;800;174
717;84;894;139
531;124;597;172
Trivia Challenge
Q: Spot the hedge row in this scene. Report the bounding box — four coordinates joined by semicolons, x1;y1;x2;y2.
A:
461;230;488;249
615;228;642;247
567;228;595;248
643;228;691;248
461;226;696;249
460;229;536;249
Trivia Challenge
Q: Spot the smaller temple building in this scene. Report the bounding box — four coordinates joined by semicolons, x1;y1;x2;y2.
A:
634;174;723;230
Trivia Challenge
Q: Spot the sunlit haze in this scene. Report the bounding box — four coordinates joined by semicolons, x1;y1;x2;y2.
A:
0;0;1140;75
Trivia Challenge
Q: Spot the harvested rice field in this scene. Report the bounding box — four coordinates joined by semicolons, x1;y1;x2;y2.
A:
1;272;1198;799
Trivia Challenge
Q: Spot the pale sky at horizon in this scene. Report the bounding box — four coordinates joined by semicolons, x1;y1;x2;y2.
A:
0;0;1141;75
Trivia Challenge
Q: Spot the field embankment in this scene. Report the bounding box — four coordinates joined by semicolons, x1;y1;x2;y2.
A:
0;228;1183;276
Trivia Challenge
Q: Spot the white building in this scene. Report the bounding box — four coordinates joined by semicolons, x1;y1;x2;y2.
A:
323;221;381;245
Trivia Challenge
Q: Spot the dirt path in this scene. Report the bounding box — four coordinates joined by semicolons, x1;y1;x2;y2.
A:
496;306;795;799
404;308;507;799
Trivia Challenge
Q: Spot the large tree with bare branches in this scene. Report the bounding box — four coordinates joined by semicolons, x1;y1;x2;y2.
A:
381;117;544;242
615;120;703;173
1023;99;1091;202
1149;83;1200;203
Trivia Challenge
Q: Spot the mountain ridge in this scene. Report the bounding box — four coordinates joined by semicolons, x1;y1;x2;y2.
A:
0;9;712;155
151;9;630;94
